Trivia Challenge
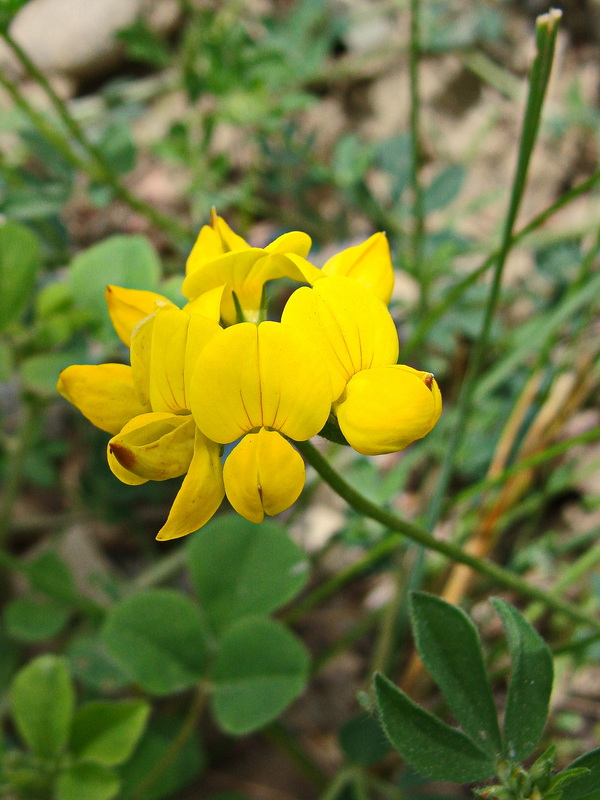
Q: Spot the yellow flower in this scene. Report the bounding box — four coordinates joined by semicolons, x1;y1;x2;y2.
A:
183;211;320;325
282;276;441;455
190;321;331;522
58;303;225;541
319;232;394;306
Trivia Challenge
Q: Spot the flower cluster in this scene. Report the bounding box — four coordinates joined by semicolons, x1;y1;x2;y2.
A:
58;213;441;540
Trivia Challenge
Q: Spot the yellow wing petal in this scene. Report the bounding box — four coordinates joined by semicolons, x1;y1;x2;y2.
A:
335;365;442;455
156;427;225;540
105;285;174;346
108;413;195;480
57;363;147;434
223;430;305;523
321;233;394;305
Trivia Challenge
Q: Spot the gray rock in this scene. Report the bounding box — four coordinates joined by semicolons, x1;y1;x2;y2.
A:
0;0;180;81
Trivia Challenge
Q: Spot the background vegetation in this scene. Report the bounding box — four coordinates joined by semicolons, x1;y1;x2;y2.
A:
0;0;599;798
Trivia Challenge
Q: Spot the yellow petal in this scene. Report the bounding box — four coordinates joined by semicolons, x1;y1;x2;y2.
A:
106;413;174;485
130;307;221;414
182;285;225;321
181;249;265;323
321;232;394;305
223;429;305;523
264;231;311;257
156;428;225;541
281;276;399;401
147;308;190;414
335;365;442;455
108;413;195;481
57;364;147;434
190;321;331;444
105;285;174;346
129;312;156;409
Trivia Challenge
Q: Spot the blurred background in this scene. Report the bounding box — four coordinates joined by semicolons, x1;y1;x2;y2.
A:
1;1;600;798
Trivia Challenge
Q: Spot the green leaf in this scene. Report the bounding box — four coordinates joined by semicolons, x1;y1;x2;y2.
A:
492;598;553;761
102;589;208;696
424;164;466;213
119;715;205;800
21;347;87;396
27;550;77;605
0;340;14;381
409;592;502;755
186;514;310;634
68;235;161;336
338;712;390;766
4;598;70;642
68;634;133;693
0;627;19;692
559;748;600;800
70;700;150;766
374;673;496;783
212;617;310;735
0;220;41;332
10;654;74;758
56;762;120;800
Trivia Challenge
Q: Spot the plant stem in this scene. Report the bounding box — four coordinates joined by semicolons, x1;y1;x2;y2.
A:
421;10;563;534
264;723;329;789
0;397;42;547
0;30;193;243
129;684;207;800
295;440;600;634
409;0;426;311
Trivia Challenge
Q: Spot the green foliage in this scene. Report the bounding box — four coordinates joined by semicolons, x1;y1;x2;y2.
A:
10;655;74;758
4;597;70;642
492;598;554;762
375;596;562;795
102;589;209;696
211;616;310;735
68;235;161;338
69;701;150;766
375;672;496;783
409;593;502;755
0;220;41;332
186;514;310;634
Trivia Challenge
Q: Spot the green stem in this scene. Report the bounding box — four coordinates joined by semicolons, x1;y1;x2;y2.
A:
128;684;206;800
295;440;600;634
0;30;193;243
403;159;600;361
264;723;328;789
409;0;426;309
0;398;43;547
421;11;562;534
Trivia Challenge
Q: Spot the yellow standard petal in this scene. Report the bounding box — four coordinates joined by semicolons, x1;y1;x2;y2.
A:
108;413;195;481
156;428;225;541
223;429;305;523
190;321;331;444
105;285;174;346
321;232;394;306
335;365;442;456
185;211;250;277
281;276;399;401
57;363;147;434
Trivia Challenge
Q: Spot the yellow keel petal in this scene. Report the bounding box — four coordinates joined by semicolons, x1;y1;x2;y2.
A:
223;430;305;523
108;414;195;481
335;365;442;455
